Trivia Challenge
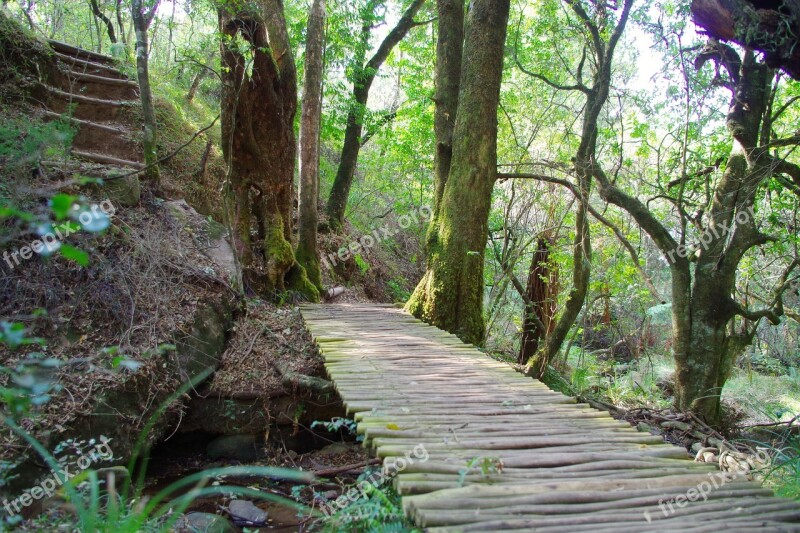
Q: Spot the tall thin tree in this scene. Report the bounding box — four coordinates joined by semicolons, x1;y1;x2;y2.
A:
325;0;426;231
131;0;160;186
297;0;326;291
509;0;634;378
431;0;463;215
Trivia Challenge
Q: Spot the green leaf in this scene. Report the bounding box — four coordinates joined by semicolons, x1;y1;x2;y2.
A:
59;245;89;266
111;357;142;371
50;194;76;221
75;175;103;186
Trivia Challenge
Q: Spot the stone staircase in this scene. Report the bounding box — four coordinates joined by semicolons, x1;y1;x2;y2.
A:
43;40;143;170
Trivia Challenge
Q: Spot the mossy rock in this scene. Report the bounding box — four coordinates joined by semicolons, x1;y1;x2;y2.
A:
175;512;237;533
103;171;141;207
206;434;259;461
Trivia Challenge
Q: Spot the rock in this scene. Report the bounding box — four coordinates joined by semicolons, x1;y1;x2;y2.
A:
702;451;718;463
174;512;237;533
165;200;236;282
207;434;259;461
636;422;652;433
660;420;692;432
103;171;141;207
316;441;352;457
174;300;233;381
228;499;268;526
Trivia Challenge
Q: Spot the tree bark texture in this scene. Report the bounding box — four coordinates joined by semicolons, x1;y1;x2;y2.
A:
131;0;160;186
219;0;318;300
406;0;510;346
431;0;463;214
691;0;800;79
297;0;326;291
519;236;558;364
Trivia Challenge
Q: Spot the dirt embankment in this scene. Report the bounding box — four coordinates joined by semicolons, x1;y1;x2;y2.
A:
0;16;343;503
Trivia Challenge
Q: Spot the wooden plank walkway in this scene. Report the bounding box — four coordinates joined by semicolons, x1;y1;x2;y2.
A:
301;303;800;531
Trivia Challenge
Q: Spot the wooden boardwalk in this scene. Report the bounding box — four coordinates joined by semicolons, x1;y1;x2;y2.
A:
301;303;800;531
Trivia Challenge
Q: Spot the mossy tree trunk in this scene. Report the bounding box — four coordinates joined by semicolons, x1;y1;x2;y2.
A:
218;0;318;301
325;0;426;232
594;48;796;424
431;0;463;214
297;0;326;292
131;0;160;187
406;0;510;346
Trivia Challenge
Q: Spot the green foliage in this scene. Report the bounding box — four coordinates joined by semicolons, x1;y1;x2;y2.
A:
354;253;370;273
311;416;358;435
1;368;313;531
746;351;789;377
0;116;75;176
387;278;411;302
319;475;418;533
457;456;504;487
763;436;800;500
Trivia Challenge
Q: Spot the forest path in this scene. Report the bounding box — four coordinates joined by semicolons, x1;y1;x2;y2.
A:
301;303;800;531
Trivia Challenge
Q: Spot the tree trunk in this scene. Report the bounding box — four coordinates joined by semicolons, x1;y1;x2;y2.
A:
691;0;800;79
325;0;426;231
186;68;208;102
116;0;126;47
519;236;557;364
219;0;318;301
131;0;160;187
90;0;117;44
432;0;463;214
530;175;591;376
594;49;778;424
406;0;510;346
297;0;326;291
